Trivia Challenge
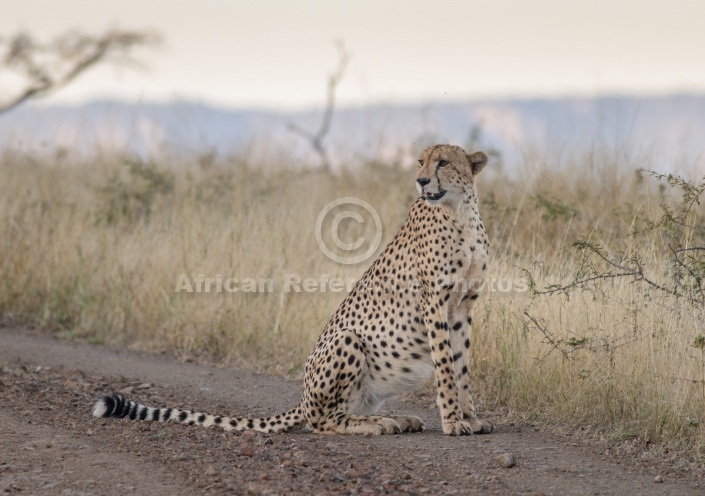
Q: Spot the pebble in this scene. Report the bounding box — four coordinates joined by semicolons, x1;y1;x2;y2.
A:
654;475;663;483
496;453;516;468
240;447;255;457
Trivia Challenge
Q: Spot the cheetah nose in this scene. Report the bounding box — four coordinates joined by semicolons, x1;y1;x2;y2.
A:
416;178;430;188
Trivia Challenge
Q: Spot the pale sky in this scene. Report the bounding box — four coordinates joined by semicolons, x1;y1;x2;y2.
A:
1;0;704;109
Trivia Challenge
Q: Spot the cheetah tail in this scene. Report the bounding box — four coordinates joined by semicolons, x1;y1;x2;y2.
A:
92;393;305;434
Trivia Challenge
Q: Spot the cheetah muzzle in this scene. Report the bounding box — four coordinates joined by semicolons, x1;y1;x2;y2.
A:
92;144;495;436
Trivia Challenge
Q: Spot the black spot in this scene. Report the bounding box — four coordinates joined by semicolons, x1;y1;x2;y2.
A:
178;411;188;422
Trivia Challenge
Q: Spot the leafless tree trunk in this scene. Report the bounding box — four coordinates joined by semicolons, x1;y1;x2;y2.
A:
288;42;349;171
0;29;160;115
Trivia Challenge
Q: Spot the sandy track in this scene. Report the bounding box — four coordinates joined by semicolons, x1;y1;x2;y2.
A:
1;326;702;495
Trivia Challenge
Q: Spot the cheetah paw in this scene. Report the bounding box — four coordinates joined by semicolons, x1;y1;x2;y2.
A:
377;418;403;435
392;416;425;433
442;419;474;436
468;418;494;434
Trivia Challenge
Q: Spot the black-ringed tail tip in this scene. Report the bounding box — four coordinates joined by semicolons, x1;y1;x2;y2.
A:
92;393;305;433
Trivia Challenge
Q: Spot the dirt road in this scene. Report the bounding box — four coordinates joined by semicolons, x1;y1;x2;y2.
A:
1;326;702;495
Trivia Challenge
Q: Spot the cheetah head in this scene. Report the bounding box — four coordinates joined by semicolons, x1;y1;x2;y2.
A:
416;144;488;206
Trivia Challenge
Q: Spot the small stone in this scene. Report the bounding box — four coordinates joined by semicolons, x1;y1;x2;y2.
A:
654;475;663;483
496;452;516;468
240;447;255;457
136;383;152;390
118;386;133;395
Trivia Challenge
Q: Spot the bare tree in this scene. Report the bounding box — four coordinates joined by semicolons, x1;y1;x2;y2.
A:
288;41;350;171
0;29;160;115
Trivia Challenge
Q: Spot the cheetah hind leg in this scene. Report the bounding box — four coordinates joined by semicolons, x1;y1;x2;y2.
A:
307;330;424;435
315;412;424;435
315;414;403;435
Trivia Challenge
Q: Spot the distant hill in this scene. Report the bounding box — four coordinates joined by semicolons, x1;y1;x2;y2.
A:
1;95;704;172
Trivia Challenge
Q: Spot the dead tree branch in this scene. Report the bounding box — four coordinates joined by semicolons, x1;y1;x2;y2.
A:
0;29;160;115
288;41;350;171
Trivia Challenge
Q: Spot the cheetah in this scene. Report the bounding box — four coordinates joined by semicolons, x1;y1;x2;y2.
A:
93;144;495;436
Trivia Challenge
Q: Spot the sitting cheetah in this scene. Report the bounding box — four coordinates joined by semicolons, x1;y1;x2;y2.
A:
93;144;494;436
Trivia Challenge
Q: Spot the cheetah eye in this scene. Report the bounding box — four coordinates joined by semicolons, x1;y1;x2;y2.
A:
417;160;423;167
438;160;449;168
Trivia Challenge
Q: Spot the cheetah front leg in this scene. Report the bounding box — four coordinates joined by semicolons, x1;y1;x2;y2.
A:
448;292;494;434
424;293;474;435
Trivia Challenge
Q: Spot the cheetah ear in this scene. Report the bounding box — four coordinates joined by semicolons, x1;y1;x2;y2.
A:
467;151;488;176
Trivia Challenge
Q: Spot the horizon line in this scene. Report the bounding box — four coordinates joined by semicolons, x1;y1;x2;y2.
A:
23;89;705;114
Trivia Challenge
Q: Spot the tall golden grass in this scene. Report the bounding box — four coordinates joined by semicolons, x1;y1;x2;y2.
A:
1;146;703;457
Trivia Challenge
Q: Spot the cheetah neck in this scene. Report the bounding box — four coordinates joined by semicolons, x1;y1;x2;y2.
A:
439;189;481;229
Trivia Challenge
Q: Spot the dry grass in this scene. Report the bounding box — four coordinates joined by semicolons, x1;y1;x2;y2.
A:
1;146;703;457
